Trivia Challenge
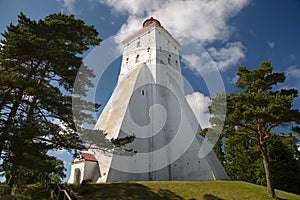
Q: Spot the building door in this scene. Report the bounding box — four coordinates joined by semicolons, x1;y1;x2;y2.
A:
74;168;81;183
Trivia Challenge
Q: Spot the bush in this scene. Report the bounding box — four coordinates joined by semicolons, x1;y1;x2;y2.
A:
81;180;88;186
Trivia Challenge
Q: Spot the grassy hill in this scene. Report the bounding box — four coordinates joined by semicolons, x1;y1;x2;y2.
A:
0;183;52;200
69;180;300;200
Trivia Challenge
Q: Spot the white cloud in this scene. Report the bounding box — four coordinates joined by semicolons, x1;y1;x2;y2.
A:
182;51;216;74
208;42;246;71
182;54;202;68
185;92;211;129
267;40;275;49
57;0;76;13
98;0;161;15
114;15;142;43
101;0;250;44
182;42;246;73
95;0;250;72
285;65;300;90
229;75;239;85
286;65;300;79
55;149;70;155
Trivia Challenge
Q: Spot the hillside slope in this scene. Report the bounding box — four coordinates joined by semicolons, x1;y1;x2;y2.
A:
70;180;300;200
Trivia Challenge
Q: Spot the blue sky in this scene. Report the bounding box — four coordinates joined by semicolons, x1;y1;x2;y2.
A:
1;0;300;181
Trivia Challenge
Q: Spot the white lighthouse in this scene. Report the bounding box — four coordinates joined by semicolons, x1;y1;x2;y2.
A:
69;17;228;183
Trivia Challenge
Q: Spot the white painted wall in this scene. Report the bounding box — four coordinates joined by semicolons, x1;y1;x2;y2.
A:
68;161;84;183
68;160;100;183
83;161;100;182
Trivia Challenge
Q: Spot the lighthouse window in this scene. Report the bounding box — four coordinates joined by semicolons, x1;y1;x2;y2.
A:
159;47;162;52
135;54;139;63
137;41;141;47
168;57;171;65
142;90;145;95
147;47;150;52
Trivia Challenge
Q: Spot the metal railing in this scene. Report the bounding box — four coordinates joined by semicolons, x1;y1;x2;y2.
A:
39;173;80;200
48;183;80;200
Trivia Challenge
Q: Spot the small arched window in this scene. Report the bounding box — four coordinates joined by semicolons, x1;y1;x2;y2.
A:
135;54;140;63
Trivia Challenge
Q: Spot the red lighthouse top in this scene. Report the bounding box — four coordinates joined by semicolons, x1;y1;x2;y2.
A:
143;17;161;27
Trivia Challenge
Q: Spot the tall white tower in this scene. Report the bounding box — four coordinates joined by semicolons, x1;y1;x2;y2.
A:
70;17;228;183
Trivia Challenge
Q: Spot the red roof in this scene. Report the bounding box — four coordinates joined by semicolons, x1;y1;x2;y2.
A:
72;152;98;163
80;152;98;162
122;17;162;44
143;17;161;27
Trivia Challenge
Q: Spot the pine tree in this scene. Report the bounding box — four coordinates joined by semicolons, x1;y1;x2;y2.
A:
226;61;300;198
0;12;101;191
224;134;261;183
199;93;228;164
224;132;300;194
267;134;300;194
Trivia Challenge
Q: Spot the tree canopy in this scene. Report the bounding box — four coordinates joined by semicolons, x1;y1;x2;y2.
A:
0;12;101;192
225;61;300;198
224;132;300;194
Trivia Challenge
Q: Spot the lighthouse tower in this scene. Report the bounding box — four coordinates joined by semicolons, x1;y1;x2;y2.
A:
69;17;228;183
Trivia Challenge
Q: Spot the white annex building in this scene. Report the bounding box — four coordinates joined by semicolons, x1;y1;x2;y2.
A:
69;17;228;183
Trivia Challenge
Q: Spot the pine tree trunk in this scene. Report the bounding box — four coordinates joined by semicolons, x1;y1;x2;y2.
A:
7;171;16;194
0;90;24;157
261;146;276;198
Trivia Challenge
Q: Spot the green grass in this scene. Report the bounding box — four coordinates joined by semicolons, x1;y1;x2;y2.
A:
0;183;52;200
69;180;300;200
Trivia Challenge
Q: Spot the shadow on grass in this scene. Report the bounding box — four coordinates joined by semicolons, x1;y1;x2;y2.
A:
203;194;224;200
70;182;184;200
157;189;184;199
